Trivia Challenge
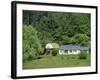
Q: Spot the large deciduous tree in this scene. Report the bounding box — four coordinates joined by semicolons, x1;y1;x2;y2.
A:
23;25;42;61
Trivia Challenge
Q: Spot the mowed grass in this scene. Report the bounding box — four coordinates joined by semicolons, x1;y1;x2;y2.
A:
23;54;91;69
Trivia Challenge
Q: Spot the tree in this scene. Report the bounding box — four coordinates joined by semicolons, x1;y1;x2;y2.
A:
72;34;89;46
23;25;42;61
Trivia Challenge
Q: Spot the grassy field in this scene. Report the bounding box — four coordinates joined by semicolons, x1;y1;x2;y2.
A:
23;54;91;69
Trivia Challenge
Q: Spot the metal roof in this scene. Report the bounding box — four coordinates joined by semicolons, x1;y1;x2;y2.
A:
46;43;59;49
60;45;89;50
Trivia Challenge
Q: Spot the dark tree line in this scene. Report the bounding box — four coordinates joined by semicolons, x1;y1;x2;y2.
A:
23;10;90;47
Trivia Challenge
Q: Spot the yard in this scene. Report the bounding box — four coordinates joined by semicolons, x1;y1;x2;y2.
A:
23;54;91;69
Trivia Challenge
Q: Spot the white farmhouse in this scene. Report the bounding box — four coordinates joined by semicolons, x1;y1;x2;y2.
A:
59;45;89;55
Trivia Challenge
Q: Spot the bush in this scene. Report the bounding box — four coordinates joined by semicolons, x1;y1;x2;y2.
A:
78;51;87;59
23;53;33;62
27;54;33;61
52;49;58;56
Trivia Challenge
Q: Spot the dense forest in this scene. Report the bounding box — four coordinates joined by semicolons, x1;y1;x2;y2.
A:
23;10;91;61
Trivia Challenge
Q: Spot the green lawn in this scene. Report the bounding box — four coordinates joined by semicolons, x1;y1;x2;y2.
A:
23;54;91;69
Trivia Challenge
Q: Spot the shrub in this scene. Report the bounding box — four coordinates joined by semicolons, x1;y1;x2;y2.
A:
27;54;33;61
78;51;87;59
23;53;33;62
52;49;58;56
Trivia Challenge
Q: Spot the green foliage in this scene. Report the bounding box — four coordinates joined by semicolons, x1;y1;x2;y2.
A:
23;25;42;61
78;51;87;59
72;34;89;46
27;54;34;61
23;11;90;46
52;49;58;56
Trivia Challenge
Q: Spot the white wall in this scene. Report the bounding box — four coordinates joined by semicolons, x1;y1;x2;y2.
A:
70;50;80;54
0;0;100;80
59;50;80;55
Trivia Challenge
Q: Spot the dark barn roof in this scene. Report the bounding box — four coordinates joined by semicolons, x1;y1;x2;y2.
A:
60;45;89;50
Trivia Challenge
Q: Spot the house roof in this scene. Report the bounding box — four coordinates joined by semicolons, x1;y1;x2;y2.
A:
46;43;59;49
60;45;89;50
51;43;59;48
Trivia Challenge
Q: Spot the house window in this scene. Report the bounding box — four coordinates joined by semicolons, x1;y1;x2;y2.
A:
73;50;77;52
65;50;68;53
69;50;72;53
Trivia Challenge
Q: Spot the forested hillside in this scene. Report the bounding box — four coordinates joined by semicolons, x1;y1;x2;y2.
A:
23;10;90;47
